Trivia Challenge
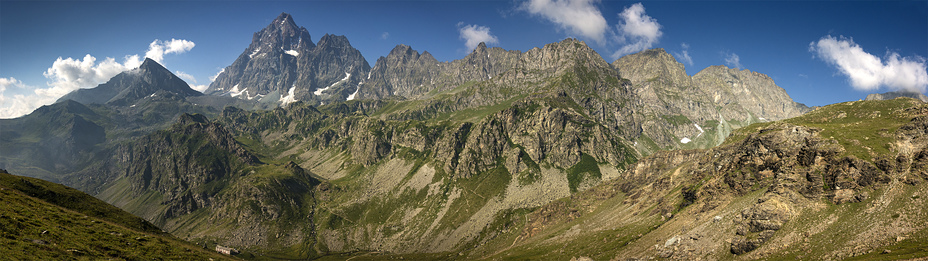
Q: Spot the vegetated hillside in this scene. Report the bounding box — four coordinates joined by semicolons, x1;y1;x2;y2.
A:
64;37;813;259
0;169;234;260
465;98;928;260
1;12;815;259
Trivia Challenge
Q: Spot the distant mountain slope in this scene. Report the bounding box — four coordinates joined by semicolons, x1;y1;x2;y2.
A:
57;58;202;106
207;12;370;105
0;169;234;260
613;49;810;153
866;90;928;102
694;65;810;121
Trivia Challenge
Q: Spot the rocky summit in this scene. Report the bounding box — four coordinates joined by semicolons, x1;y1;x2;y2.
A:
2;12;926;261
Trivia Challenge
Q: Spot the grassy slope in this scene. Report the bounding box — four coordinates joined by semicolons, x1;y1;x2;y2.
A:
0;170;235;260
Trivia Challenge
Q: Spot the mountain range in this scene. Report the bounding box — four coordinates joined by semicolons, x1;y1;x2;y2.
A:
1;12;925;260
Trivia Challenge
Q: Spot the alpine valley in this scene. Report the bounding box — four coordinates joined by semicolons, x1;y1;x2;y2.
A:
2;13;927;260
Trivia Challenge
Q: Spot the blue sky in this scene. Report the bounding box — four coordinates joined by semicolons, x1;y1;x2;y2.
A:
1;0;926;118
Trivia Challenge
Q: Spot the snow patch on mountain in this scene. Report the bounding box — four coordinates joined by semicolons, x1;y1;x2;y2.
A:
228;84;245;97
249;48;261;59
315;72;350;96
280;84;297;105
347;84;360;101
694;123;705;138
285;50;299;56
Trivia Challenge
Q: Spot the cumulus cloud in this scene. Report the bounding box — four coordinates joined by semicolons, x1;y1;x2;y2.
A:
723;51;743;69
175;71;208;92
673;43;693;66
810;35;928;92
522;0;608;44
145;38;195;63
1;38;196;118
42;54;143;98
0;77;57;118
458;23;500;52
611;3;662;59
175;71;196;83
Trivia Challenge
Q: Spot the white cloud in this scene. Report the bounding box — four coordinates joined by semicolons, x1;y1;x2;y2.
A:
42;54;142;98
458;23;500;52
176;70;209;93
611;3;662;59
190;84;208;93
381;32;390;40
145;38;195;63
209;68;225;82
0;77;57;118
522;0;608;44
723;51;743;69
810;35;928;92
673;43;693;66
1;38;196;118
175;71;197;83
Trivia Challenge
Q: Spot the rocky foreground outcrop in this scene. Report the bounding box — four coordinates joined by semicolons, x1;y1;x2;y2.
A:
491;98;928;260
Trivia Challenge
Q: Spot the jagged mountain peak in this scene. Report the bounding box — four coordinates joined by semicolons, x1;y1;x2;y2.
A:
207;13;370;103
249;12;312;53
273;12;296;27
383;45;437;64
138;57;162;70
388;44;417;57
474;42;488;52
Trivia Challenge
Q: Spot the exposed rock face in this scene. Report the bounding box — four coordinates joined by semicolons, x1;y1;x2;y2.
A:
57;58;202;106
694;65;811;121
207;12;370;104
866;90;928;102
613;49;810;152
